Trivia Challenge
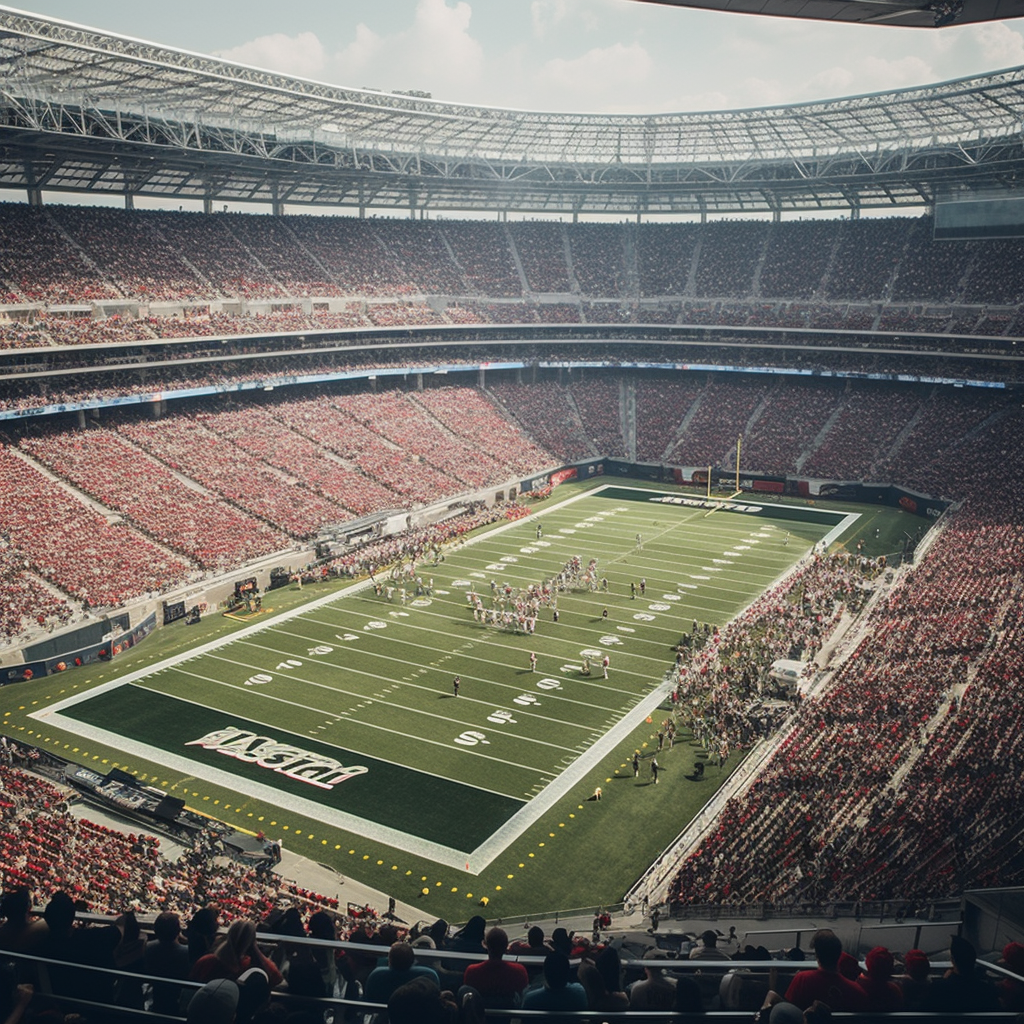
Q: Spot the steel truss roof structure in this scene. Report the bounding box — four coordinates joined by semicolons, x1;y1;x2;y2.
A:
1;6;1024;216
637;0;1024;29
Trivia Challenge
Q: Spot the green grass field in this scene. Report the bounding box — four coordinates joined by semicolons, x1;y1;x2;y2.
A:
23;484;858;912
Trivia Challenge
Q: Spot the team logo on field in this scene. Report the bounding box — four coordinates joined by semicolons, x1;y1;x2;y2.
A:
186;727;367;789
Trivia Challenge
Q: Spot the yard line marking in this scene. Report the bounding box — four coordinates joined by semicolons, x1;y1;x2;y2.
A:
256;628;656;705
138;667;560;781
203;648;604;734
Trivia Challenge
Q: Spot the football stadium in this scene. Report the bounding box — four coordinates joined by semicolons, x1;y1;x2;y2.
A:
0;3;1022;1021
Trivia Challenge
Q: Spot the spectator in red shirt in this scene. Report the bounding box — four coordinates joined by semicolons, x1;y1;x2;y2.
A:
783;930;869;1012
190;919;283;989
856;946;903;1011
462;926;529;1010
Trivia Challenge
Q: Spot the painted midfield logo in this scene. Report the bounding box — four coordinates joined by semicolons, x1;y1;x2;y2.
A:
186;727;368;790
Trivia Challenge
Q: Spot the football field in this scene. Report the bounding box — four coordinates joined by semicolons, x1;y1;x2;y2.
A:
33;486;854;873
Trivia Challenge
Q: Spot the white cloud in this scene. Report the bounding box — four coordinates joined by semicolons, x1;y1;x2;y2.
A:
403;0;484;87
973;21;1024;69
213;31;328;80
337;23;385;84
535;42;653;110
858;54;936;91
530;0;614;38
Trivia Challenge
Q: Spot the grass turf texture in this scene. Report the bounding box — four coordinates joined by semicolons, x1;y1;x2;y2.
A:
5;481;913;918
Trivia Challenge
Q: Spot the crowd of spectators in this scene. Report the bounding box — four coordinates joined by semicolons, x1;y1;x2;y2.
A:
734;381;845;474
566;223;625;296
2;207;1024;322
0;547;73;644
442;222;522;298
0;762;348;928
265;393;454;507
17;427;288;571
757;221;841;301
634;379;703;462
0;446;191;610
508;223;572;293
336;388;521;490
693;221;772;299
800;385;913;481
487;381;596;463
1;754;1016;1022
570;378;629;458
663;378;771;467
192;402;404;518
827;220;908;303
668;468;1024;909
636;223;699;297
410;386;554;480
114;412;350;539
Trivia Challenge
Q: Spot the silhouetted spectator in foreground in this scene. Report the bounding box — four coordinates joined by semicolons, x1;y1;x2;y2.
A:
924;935;999;1013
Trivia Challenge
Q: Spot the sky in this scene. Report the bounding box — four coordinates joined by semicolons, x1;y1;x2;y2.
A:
14;0;1024;114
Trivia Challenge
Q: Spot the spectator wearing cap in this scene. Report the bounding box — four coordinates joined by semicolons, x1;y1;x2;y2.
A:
783;929;868;1012
998;941;1024;1012
186;977;238;1024
856;946;903;1011
461;926;528;1009
364;941;439;1008
924;935;999;1013
896;949;931;1010
521;951;587;1013
627;949;678;1011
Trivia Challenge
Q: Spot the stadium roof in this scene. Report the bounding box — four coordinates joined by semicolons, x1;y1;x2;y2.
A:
1;6;1024;215
636;0;1024;28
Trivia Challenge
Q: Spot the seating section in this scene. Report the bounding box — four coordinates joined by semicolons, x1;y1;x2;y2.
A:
509;222;572;293
0;206;1023;318
0;447;191;609
488;381;596;463
634;379;702;463
664;379;771;467
736;380;846;474
570;378;628;458
799;386;921;481
18;428;288;570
